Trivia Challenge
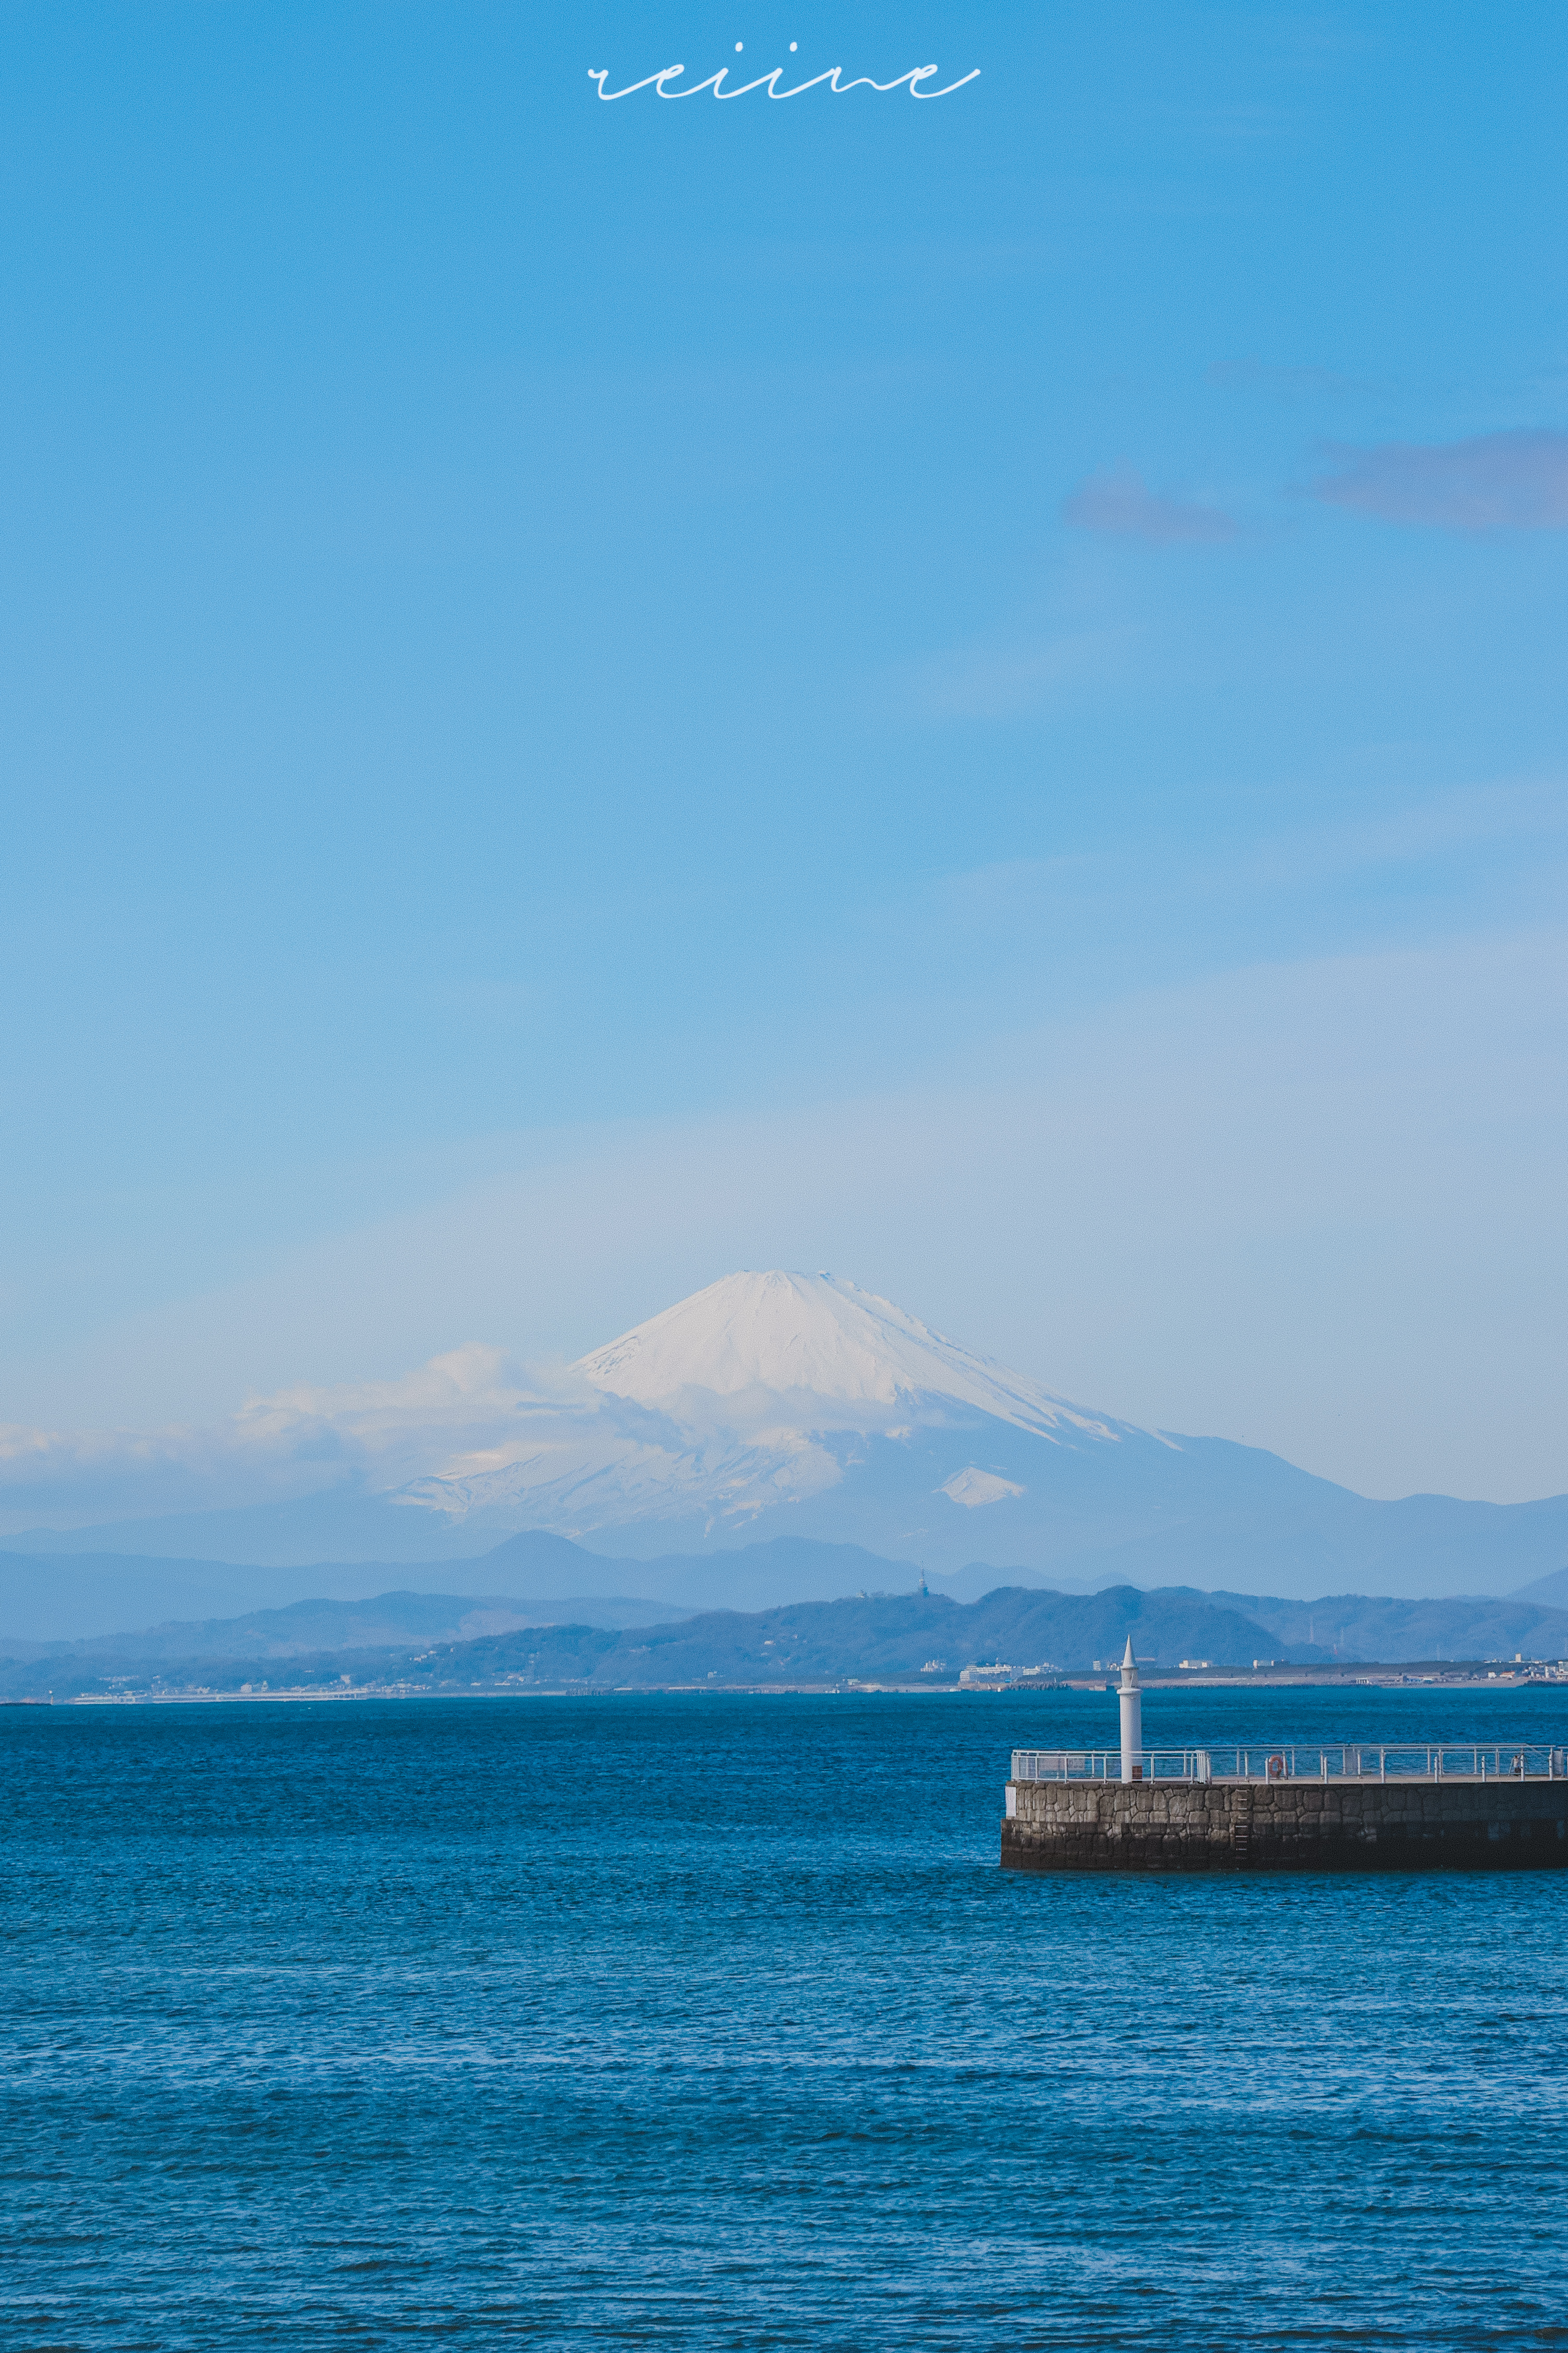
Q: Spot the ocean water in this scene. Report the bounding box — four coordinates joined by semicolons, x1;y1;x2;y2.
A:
5;1687;1567;2349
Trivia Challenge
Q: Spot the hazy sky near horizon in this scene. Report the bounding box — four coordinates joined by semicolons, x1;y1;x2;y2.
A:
3;3;1566;1509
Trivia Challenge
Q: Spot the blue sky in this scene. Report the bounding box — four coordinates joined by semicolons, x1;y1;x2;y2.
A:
2;2;1565;1510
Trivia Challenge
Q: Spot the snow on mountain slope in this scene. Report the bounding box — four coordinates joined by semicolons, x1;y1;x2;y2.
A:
396;1407;844;1534
395;1271;1132;1541
574;1271;1118;1439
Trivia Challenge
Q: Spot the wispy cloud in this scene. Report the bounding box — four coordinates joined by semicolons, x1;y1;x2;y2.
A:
1312;430;1568;530
0;1346;593;1525
1062;464;1238;544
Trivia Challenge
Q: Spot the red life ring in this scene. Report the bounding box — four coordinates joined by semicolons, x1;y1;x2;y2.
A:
1266;1753;1287;1780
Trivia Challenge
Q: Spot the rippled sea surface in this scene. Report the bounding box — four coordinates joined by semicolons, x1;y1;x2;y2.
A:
5;1688;1567;2348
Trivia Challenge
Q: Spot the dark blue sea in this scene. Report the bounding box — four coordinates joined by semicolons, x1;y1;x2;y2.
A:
5;1687;1567;2348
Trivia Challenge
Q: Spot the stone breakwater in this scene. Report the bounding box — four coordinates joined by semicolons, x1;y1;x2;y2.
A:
1001;1777;1568;1873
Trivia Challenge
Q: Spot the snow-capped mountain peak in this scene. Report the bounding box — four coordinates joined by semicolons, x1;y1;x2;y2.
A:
387;1271;1133;1552
573;1270;1113;1439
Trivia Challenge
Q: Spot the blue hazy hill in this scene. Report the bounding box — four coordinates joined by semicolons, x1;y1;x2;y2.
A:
8;1578;1567;1703
10;1423;1564;1602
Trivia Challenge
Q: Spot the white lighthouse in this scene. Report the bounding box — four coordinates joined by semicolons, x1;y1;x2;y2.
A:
1117;1637;1142;1783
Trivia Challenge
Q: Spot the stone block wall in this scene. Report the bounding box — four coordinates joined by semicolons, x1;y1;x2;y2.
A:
1001;1777;1568;1873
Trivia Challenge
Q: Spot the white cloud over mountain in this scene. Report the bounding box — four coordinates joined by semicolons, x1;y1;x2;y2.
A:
0;1344;565;1527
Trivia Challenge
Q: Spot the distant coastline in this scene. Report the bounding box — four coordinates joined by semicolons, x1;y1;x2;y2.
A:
55;1660;1568;1704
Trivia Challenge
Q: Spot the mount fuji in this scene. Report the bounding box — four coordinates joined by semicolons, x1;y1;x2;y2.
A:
21;1271;1564;1603
398;1270;1135;1547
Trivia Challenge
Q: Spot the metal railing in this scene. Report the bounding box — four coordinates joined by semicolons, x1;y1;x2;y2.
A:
1012;1745;1568;1785
1012;1749;1214;1783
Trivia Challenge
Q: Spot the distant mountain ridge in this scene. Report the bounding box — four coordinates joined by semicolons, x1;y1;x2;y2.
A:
0;1587;688;1666
0;1534;943;1644
1513;1566;1568;1609
6;1525;1568;1657
5;1577;1566;1703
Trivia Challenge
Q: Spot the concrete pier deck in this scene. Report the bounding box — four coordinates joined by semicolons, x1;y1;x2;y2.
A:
1001;1775;1568;1873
